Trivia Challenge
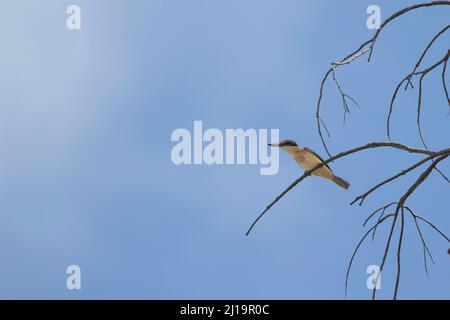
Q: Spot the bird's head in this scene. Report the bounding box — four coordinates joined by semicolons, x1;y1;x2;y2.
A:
269;139;299;149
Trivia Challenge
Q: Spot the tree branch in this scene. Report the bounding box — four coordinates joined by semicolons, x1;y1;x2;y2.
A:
245;142;442;236
345;213;394;298
405;24;450;89
316;1;450;157
371;154;449;300
351;149;450;206
368;1;450;61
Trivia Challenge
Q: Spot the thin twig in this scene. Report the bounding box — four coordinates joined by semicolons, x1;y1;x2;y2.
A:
345;214;394;299
394;207;405;300
405;207;435;277
415;214;450;242
443;58;450;106
387;51;449;141
363;202;396;228
416;52;449;149
405;24;450;89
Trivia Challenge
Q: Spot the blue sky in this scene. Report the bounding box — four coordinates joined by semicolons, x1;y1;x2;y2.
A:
0;0;448;299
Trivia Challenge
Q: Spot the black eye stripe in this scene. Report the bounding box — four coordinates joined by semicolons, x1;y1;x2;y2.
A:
280;140;297;147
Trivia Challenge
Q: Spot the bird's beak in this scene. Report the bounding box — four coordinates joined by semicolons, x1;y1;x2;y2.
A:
268;143;280;147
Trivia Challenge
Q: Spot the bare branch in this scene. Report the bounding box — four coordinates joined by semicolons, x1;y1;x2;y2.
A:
443;58;450;106
317;2;450;156
368;1;450;61
388;51;449;141
417;75;428;148
351;149;450;206
362;202;397;241
372;154;449;300
331;67;361;125
362;202;396;228
434;167;450;183
415;214;450;242
252;2;450;300
316;69;334;158
416;52;449;148
245;142;444;236
394;207;406;300
405;24;450;89
345;213;394;298
405;207;435;277
387;76;410;141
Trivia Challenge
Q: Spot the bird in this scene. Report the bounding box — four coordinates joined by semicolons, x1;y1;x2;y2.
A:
269;139;350;189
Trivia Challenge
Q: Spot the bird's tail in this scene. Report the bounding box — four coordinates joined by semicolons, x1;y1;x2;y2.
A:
331;175;350;190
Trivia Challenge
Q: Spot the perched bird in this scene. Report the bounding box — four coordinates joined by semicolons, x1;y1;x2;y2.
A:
270;139;350;189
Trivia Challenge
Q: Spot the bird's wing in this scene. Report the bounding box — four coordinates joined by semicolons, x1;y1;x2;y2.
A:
303;147;332;171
